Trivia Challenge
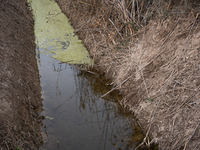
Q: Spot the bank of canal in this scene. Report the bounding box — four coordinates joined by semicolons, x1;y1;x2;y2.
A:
28;0;146;149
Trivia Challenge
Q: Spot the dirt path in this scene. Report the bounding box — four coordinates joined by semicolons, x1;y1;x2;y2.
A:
0;0;43;149
56;0;200;149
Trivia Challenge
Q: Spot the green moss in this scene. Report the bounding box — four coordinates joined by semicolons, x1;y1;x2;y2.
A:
28;0;92;65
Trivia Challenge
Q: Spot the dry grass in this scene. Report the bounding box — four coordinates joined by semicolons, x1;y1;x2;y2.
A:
56;0;200;149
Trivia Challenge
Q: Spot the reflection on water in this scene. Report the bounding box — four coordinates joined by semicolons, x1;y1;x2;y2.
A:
39;54;145;150
28;0;146;149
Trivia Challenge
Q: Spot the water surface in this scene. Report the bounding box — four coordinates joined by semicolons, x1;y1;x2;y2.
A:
28;0;145;149
39;55;144;150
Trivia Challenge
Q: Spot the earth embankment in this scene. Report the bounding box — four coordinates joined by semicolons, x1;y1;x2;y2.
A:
56;0;200;149
0;0;43;149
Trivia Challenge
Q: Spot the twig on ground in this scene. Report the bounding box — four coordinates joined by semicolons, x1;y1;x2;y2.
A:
101;74;133;98
108;18;124;39
179;86;200;108
184;120;200;150
141;69;150;99
4;141;10;150
75;17;95;33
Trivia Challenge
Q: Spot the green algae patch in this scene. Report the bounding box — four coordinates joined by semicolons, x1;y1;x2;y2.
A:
28;0;92;65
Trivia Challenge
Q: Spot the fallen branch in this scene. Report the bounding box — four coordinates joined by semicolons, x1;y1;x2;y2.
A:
108;18;124;39
101;74;133;98
184;120;200;150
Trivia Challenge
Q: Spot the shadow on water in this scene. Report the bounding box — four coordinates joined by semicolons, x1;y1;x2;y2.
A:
38;54;146;150
75;71;146;149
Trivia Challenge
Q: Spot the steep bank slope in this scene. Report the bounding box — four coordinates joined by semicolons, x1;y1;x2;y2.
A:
56;0;200;149
0;0;43;149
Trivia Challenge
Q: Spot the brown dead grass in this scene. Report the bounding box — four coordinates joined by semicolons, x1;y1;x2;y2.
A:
56;0;200;149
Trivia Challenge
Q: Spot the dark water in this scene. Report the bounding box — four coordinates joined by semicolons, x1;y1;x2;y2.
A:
29;0;146;149
38;54;145;150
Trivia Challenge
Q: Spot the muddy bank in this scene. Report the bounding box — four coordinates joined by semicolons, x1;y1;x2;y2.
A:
56;0;200;149
0;0;43;149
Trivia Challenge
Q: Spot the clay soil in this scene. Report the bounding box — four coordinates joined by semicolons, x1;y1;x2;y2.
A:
0;0;43;149
56;0;200;149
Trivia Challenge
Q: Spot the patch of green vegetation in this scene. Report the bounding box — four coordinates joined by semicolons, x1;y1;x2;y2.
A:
28;0;93;65
143;98;154;103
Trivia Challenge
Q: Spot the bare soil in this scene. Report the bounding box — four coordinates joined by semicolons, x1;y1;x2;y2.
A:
56;0;200;149
0;0;43;149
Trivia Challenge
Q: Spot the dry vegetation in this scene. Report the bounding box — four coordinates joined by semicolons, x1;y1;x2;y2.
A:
55;0;200;149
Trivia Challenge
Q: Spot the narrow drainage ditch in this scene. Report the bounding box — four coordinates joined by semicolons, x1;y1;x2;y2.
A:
28;0;146;149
